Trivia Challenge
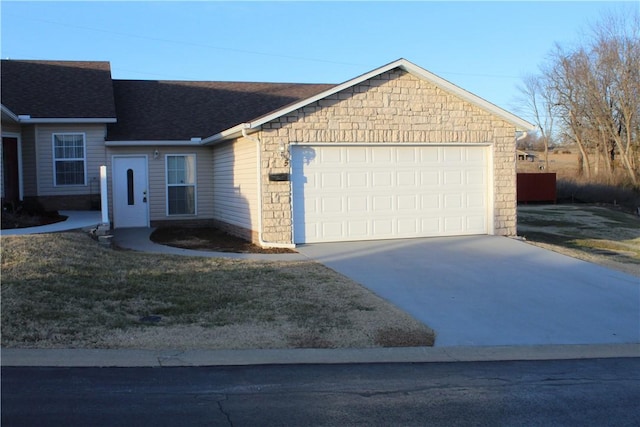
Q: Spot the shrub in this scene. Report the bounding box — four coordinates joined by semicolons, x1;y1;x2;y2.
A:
557;177;640;212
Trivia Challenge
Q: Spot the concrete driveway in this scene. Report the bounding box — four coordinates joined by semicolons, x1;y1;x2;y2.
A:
296;236;640;347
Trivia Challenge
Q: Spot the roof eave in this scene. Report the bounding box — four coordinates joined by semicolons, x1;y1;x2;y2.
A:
18;117;117;124
1;104;20;123
105;140;202;147
200;123;249;145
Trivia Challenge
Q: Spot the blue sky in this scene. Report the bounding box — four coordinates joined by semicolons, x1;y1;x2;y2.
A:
1;1;635;120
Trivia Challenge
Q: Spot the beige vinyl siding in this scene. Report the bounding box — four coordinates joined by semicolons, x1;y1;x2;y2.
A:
35;124;107;196
106;146;214;223
212;137;259;231
1;123;21;133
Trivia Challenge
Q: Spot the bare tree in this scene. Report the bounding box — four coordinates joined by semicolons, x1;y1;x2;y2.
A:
518;8;639;185
546;46;593;178
516;74;557;169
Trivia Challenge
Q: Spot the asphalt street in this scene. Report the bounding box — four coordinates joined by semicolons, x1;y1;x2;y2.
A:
3;358;639;426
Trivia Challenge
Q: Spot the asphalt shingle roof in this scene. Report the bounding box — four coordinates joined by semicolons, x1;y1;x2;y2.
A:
106;80;335;141
1;60;335;139
1;60;116;119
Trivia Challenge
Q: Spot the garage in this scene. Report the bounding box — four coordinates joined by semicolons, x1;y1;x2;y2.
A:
292;144;491;244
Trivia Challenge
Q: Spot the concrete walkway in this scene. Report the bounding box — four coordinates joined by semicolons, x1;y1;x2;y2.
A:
112;227;307;261
0;210;102;236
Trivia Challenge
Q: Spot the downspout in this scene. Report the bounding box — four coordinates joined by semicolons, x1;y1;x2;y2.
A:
515;131;528;144
242;127;295;249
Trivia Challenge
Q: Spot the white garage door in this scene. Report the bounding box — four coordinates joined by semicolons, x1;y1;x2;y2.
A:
292;144;490;244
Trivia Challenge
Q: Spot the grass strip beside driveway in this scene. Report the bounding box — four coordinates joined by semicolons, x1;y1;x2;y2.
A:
1;232;434;349
518;204;640;277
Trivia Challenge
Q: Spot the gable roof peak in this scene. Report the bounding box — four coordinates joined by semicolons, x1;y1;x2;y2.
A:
202;58;533;143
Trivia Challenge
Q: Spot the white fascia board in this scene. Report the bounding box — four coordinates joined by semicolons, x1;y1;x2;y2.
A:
200;123;248;145
19;117;117;124
105;140;201;147
1;104;20;122
247;62;405;129
399;60;536;131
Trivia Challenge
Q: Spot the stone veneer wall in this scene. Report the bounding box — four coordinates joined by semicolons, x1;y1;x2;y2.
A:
256;69;517;244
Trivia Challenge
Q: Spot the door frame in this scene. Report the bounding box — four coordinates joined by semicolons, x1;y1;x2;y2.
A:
111;155;150;228
1;132;23;203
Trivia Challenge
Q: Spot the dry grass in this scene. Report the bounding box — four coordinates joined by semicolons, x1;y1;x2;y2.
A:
518;204;640;277
0;232;435;349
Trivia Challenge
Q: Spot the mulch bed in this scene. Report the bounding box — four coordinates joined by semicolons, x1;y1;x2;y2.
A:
1;211;67;230
150;226;296;254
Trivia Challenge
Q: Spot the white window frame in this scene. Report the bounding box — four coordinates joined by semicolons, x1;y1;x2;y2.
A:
165;153;197;216
52;132;87;186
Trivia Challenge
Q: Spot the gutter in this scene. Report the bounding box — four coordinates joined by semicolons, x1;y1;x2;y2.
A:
201;123;247;145
14;116;117;124
241;127;296;249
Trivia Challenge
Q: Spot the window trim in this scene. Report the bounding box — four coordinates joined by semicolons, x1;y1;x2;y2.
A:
52;132;87;186
165;153;197;216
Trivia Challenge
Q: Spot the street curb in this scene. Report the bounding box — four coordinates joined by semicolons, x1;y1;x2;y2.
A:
2;343;638;368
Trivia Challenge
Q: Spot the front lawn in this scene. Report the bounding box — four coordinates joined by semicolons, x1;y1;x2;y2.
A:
1;232;435;349
518;204;640;276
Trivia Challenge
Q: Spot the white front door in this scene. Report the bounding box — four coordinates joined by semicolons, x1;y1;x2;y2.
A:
292;145;490;244
113;156;149;228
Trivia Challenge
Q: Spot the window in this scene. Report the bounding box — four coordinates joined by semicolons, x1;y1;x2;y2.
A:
53;133;86;185
166;154;196;215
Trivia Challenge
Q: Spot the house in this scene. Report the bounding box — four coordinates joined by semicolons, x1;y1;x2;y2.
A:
1;58;534;246
517;150;536;162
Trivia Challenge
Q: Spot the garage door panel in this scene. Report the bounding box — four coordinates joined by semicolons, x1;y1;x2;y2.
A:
304;198;318;214
322;222;344;239
373;172;393;187
398;218;419;234
444;170;463;185
421;171;440;186
321;172;342;188
397;171;417;186
421;193;441;209
467;193;485;208
373;219;393;235
320;148;343;163
348;196;368;212
321;196;343;213
467;215;486;232
347;147;368;163
348;221;369;237
373;195;393;211
466;169;486;185
444;193;463;209
396;147;417;163
443;147;463;162
372;148;394;163
421;217;442;234
444;216;464;233
347;171;368;187
398;195;417;211
466;147;486;162
292;145;489;243
420;147;440;163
